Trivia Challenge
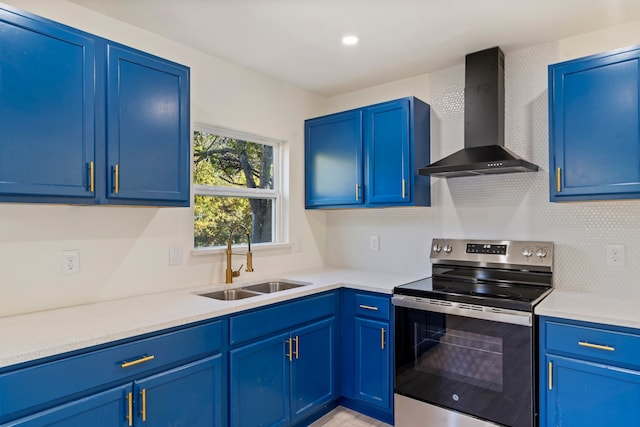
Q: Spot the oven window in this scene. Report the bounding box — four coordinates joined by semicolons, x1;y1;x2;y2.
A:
414;320;504;392
395;306;534;427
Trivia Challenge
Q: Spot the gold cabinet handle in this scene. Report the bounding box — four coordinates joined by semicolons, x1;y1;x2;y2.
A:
381;328;385;350
359;304;379;311
293;336;299;360
578;341;615;352
548;361;553;390
121;355;155;368
88;161;94;192
401;179;406;199
556;167;561;193
140;388;147;421
286;338;293;362
126;391;133;426
355;183;359;201
114;164;120;194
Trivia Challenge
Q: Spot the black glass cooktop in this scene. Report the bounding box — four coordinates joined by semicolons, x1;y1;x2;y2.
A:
393;276;551;312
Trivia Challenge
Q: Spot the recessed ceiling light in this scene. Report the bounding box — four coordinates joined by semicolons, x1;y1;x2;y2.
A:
342;35;359;46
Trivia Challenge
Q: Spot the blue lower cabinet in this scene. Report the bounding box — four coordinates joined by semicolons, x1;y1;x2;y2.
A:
6;385;129;427
341;290;393;424
540;316;640;426
354;318;390;409
229;318;338;427
545;355;640;426
290;319;337;423
229;333;290;427
7;355;223;427
135;355;224;427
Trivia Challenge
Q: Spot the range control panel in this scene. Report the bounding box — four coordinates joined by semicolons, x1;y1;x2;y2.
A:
430;238;554;271
466;243;507;255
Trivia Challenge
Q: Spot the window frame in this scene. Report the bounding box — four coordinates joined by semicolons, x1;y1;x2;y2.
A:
192;123;284;251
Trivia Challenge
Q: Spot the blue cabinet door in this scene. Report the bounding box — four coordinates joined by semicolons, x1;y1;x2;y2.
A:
546;355;640;426
305;110;363;208
0;7;95;201
7;384;128;427
134;354;223;427
230;333;290;427
364;100;410;205
290;318;337;423
106;44;190;206
354;318;390;409
549;46;640;201
305;97;430;209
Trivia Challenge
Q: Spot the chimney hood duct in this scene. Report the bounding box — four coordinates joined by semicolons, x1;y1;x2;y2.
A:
418;47;539;178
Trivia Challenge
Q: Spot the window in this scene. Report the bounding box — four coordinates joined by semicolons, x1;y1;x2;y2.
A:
193;124;282;249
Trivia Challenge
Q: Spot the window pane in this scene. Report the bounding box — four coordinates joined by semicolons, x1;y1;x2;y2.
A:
193;131;274;190
194;195;273;248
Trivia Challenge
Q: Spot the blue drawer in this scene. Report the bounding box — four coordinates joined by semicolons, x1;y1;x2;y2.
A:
229;291;338;346
0;319;223;421
545;320;640;369
355;292;390;321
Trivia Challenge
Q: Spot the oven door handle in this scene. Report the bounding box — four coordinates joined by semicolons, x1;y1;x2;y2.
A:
392;295;532;327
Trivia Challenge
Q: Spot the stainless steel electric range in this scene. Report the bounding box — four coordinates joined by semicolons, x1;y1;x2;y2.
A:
392;238;554;427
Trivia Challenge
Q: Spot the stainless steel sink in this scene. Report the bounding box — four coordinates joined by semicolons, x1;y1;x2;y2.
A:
243;281;306;293
199;289;261;301
198;280;308;301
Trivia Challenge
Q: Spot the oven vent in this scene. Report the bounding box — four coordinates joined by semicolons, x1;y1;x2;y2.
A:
429;299;453;306
459;303;483;311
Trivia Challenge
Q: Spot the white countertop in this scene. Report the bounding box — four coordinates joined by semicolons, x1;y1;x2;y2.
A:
535;289;640;329
0;267;422;369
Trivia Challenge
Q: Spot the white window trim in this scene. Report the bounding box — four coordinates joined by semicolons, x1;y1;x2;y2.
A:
192;123;286;251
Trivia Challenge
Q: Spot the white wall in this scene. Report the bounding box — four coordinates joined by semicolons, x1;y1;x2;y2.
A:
324;23;640;297
0;0;327;317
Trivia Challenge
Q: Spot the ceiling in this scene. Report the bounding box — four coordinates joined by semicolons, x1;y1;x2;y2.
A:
69;0;640;96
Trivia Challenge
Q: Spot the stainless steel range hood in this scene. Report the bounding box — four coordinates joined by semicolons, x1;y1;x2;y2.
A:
418;47;539;178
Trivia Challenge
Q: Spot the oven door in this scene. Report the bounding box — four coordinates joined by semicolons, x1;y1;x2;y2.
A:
393;296;535;427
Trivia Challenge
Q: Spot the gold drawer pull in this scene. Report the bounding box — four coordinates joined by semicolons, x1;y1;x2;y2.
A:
359;304;379;311
89;161;95;192
286;338;293;362
141;388;147;421
126;391;133;426
121;354;155;368
578;341;615;352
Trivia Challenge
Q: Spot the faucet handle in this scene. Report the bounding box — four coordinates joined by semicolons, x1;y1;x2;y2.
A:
232;264;243;278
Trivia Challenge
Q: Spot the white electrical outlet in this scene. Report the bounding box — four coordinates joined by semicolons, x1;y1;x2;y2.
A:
606;244;625;267
370;235;380;252
61;250;80;275
169;246;182;266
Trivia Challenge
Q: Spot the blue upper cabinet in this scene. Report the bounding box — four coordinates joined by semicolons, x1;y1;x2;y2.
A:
305;110;364;208
0;7;95;202
549;45;640;202
106;44;190;206
0;4;190;207
305;97;430;209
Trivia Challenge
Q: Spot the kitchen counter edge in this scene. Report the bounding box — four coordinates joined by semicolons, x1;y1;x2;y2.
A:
535;289;640;330
0;267;422;369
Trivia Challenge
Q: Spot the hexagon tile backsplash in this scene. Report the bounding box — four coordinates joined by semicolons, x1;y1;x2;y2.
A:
325;41;640;297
